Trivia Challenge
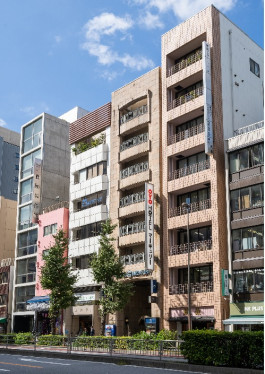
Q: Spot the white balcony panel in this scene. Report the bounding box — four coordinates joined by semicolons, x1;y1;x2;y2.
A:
70;175;109;201
69;236;100;258
69;205;108;229
73;268;96;287
70;144;108;173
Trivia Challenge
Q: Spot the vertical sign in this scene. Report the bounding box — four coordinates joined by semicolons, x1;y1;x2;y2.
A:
145;183;154;271
221;269;229;296
32;158;42;223
202;41;213;155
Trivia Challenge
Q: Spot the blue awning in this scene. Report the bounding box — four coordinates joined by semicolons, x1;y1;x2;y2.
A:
27;296;50;304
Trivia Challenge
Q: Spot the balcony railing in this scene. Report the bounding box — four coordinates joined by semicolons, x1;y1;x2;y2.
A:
234;120;264;136
169;239;212;256
169;281;213;295
17;244;37;257
120;252;145;266
16;273;36;284
119;221;145;237
120;105;148;125
168;123;204;145
167;49;202;77
120;133;148;152
120;191;145;208
168;159;210;181
167;87;203;111
168;199;211;218
120;161;148;180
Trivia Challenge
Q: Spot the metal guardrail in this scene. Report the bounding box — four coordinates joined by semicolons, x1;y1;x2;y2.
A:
168;123;204;145
120;191;145;208
120;252;145;265
168;86;203;111
120;133;148;152
169;239;212;256
234;120;264;136
120;161;149;180
167;49;202;77
0;335;183;360
169;281;213;295
168;159;210;181
168;199;211;217
120;105;148;125
119;221;145;236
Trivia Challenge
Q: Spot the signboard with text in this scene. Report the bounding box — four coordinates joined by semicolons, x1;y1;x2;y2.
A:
202;41;213;155
32;158;42;223
145;182;154;271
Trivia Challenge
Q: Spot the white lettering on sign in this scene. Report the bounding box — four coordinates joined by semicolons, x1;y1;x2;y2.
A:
145;183;154;271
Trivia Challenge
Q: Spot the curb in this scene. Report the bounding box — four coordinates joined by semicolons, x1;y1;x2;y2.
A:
0;348;262;374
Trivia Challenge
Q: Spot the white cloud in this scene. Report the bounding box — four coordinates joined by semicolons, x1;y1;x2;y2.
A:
0;118;7;127
20;103;50;117
81;12;154;72
55;35;62;43
100;70;119;81
132;0;237;20
139;11;164;29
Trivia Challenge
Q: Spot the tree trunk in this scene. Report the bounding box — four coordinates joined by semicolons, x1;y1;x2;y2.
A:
100;314;106;336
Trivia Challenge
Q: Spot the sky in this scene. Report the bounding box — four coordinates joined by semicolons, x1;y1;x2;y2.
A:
0;0;263;133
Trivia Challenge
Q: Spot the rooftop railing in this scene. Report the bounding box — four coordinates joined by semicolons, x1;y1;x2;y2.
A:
168;199;211;218
120;105;148;125
120;133;148;152
168;122;204;145
169;239;212;256
167;49;202;77
119;221;145;237
120;161;148;180
120;252;145;266
120;191;145;208
168;159;210;181
167;86;203;111
169;281;213;295
234;120;264;136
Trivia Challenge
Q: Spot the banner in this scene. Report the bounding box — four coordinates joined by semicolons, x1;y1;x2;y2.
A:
32;158;42;223
145;183;154;270
221;269;229;296
202;41;213;155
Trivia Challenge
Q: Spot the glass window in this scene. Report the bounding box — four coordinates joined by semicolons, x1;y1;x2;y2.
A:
232;229;241;251
79;168;86;183
230;152;239;173
251;184;262;208
255;269;264;291
20;178;33;204
252;226;263;249
250;58;260;77
240;188;250;209
23;118;42;153
15;285;35;311
242;227;252;250
251;144;263;167
21;149;41;179
231;190;240;211
19;204;33;230
239;149;249;170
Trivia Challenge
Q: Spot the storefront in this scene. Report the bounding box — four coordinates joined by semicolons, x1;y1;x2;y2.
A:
71;291;99;335
223;302;264;331
169;306;215;334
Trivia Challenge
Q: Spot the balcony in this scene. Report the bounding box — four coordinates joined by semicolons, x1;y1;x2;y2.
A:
120;252;145;266
120;105;147;125
119;138;150;163
119;163;150;190
168;159;210;181
119;221;145;237
119;191;145;218
167;49;202;78
68;236;100;258
167;87;203;111
16;273;36;284
169;281;213;295
120;133;148;152
69;205;108;230
120;191;145;207
120;161;148;180
169;199;211;218
120;106;149;136
169;239;212;256
119;222;145;247
168;123;204;146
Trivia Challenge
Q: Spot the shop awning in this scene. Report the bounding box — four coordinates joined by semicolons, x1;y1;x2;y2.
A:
169;316;215;322
26;296;50;304
223;317;264;325
0;318;7;324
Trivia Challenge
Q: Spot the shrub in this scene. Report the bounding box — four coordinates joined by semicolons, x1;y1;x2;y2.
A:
180;330;264;369
14;332;33;345
156;329;178;340
37;335;67;346
0;334;16;344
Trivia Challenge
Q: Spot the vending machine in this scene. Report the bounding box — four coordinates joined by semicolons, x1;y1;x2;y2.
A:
144;317;159;334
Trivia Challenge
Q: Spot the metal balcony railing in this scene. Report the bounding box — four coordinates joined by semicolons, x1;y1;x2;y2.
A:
234;120;264;136
120;105;148;125
167;86;203;111
120;191;145;208
119;221;145;237
16;273;36;284
120;161;148;180
168;199;211;218
169;281;213;295
168;159;210;181
120;252;145;266
120;133;148;152
169;239;212;256
167;49;202;77
168;123;204;145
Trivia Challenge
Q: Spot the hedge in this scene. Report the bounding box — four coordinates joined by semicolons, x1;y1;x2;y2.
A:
37;334;67;346
14;332;33;345
180;330;264;369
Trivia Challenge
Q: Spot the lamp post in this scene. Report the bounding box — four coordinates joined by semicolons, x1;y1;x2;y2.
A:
182;201;192;330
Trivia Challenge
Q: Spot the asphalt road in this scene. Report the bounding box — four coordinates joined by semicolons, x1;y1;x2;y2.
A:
0;354;207;374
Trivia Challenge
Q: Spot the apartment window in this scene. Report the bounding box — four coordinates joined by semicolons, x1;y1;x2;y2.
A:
20;178;33;204
177;187;210;206
234;268;263;293
0;272;8;284
177;152;208;171
175;115;204;136
21;149;41;179
178;264;213;284
230;184;263;212
15;164;19;170
43;223;57;236
19;204;33;230
16;258;36;284
15;285;35;312
250;58;260;77
175;80;203;100
232;225;263;251
77;161;107;184
74;221;103;241
72;254;93;270
229;143;264;173
18;229;37;257
76;191;106;211
23;118;42;153
179;226;212;245
0;295;7;306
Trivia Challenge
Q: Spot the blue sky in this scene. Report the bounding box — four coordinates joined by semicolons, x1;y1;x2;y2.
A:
0;0;263;133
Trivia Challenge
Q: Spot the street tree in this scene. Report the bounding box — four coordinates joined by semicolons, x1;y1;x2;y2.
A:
91;219;134;335
40;229;77;334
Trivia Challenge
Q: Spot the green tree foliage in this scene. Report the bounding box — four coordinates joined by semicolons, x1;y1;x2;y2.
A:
40;229;77;334
91;220;134;335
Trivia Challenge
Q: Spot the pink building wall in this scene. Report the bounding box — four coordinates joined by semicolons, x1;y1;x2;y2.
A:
36;207;69;297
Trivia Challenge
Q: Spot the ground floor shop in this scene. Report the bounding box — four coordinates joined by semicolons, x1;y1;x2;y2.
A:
223;301;264;331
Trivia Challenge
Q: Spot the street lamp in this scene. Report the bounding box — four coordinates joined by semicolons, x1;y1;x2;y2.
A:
182;201;192;331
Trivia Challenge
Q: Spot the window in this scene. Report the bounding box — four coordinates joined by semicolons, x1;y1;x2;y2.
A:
19;204;33;230
14;176;18;182
175;115;204;137
20;178;33;204
76;191;107;211
175;81;203;100
234;268;264;293
177;152;209;175
179;226;212;245
178;264;213;284
77;161;107;183
15;164;19;170
74;221;103;241
15;285;35;311
16;258;36;284
250;58;260;77
23;118;42;153
72;254;93;270
229;143;263;173
230;184;263;212
21;149;41;179
15;152;20;158
18;230;37;257
43;223;57;236
177;187;210;206
232;225;263;251
0;295;7;306
0;272;8;284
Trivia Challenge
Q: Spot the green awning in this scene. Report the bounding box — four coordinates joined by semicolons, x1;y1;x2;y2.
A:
0;318;7;324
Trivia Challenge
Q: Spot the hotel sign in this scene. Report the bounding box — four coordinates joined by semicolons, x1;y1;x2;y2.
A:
145;183;154;271
202;41;213;155
32;158;42;223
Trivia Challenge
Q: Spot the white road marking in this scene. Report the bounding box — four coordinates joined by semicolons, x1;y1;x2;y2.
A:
0;369;10;372
20;358;71;365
